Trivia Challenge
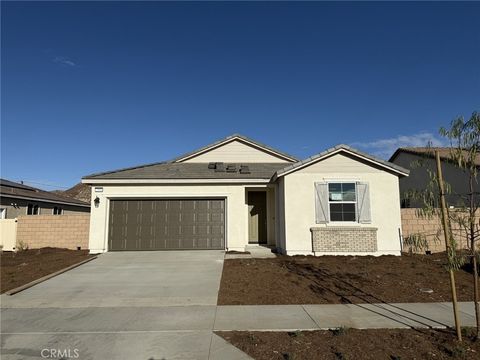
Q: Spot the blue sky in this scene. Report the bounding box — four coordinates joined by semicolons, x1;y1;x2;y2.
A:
1;1;479;190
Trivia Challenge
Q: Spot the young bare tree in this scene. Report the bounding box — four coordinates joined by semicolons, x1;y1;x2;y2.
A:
440;111;480;338
403;149;462;341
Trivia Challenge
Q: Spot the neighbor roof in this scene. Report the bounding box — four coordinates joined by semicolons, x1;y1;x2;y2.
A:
171;134;299;163
52;182;92;203
0;179;90;207
83;163;286;181
273;144;409;180
389;147;480;166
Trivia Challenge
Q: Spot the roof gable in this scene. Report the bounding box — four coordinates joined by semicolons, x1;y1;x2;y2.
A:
173;134;298;163
273;144;409;180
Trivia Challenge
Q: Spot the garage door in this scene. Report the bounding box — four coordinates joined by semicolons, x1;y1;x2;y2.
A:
108;199;225;250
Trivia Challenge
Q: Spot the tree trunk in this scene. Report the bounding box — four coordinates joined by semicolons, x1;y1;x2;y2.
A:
469;173;480;338
436;151;462;341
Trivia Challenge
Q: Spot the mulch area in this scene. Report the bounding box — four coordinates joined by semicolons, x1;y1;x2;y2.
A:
218;252;474;305
1;247;93;293
217;328;480;360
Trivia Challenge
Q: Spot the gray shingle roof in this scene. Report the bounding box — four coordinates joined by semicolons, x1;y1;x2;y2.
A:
274;144;410;179
83;163;286;180
0;178;90;207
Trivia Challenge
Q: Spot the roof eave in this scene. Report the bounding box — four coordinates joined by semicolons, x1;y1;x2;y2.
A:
82;178;271;184
0;193;90;207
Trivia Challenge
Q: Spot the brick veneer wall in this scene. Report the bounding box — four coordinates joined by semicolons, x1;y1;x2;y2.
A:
310;227;378;253
16;214;90;250
401;208;473;253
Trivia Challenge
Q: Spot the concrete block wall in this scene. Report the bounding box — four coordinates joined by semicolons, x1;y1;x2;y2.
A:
311;227;377;253
16;214;90;250
401;208;472;253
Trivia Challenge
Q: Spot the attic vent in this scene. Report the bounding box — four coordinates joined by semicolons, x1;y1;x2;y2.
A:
226;164;237;173
214;162;225;172
240;165;250;174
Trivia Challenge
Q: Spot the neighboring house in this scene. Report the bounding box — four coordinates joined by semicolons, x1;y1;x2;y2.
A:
0;179;90;219
82;134;408;256
389;147;480;208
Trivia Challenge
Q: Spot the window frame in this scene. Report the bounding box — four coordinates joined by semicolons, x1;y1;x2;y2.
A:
53;206;63;215
327;181;358;223
27;203;40;215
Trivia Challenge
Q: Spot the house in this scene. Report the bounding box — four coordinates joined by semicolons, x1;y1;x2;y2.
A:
82;134;409;256
389;147;480;208
0;178;90;219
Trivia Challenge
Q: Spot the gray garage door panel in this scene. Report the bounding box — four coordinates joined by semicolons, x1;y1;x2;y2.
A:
109;199;225;251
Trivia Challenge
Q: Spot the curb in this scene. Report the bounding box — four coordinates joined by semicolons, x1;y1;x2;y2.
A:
5;256;98;296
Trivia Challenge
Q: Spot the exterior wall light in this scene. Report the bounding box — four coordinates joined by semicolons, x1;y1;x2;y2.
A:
94;197;100;208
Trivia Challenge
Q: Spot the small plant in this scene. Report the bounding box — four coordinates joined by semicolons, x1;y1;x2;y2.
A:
461;327;477;339
247;333;257;344
287;330;303;338
331;326;349;336
450;344;467;358
404;233;430;254
16;240;29;252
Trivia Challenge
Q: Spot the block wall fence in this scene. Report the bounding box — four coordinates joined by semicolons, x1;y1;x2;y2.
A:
401;208;474;253
15;214;90;250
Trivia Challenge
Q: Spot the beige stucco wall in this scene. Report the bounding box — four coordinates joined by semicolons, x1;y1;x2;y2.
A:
88;183;275;253
280;153;403;256
16;214;90;250
181;140;291;163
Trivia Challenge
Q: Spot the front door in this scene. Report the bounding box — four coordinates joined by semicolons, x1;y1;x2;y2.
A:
248;191;267;244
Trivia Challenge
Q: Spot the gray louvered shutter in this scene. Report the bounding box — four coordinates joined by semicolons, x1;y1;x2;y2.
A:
315;182;329;223
357;182;371;223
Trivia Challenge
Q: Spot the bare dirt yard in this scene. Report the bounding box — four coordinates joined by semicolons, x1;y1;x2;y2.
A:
1;247;93;293
218;253;474;305
217;328;480;360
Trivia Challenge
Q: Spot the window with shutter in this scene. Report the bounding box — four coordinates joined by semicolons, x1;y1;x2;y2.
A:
316;181;372;223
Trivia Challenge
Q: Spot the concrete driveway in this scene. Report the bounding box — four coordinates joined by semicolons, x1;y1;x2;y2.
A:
1;251;250;360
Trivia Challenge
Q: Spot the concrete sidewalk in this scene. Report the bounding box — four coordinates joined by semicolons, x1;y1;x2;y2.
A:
214;302;476;331
2;302;473;359
2;302;474;334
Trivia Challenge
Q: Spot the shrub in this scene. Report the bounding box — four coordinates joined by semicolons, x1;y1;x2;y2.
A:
331;326;349;336
16;240;29;252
